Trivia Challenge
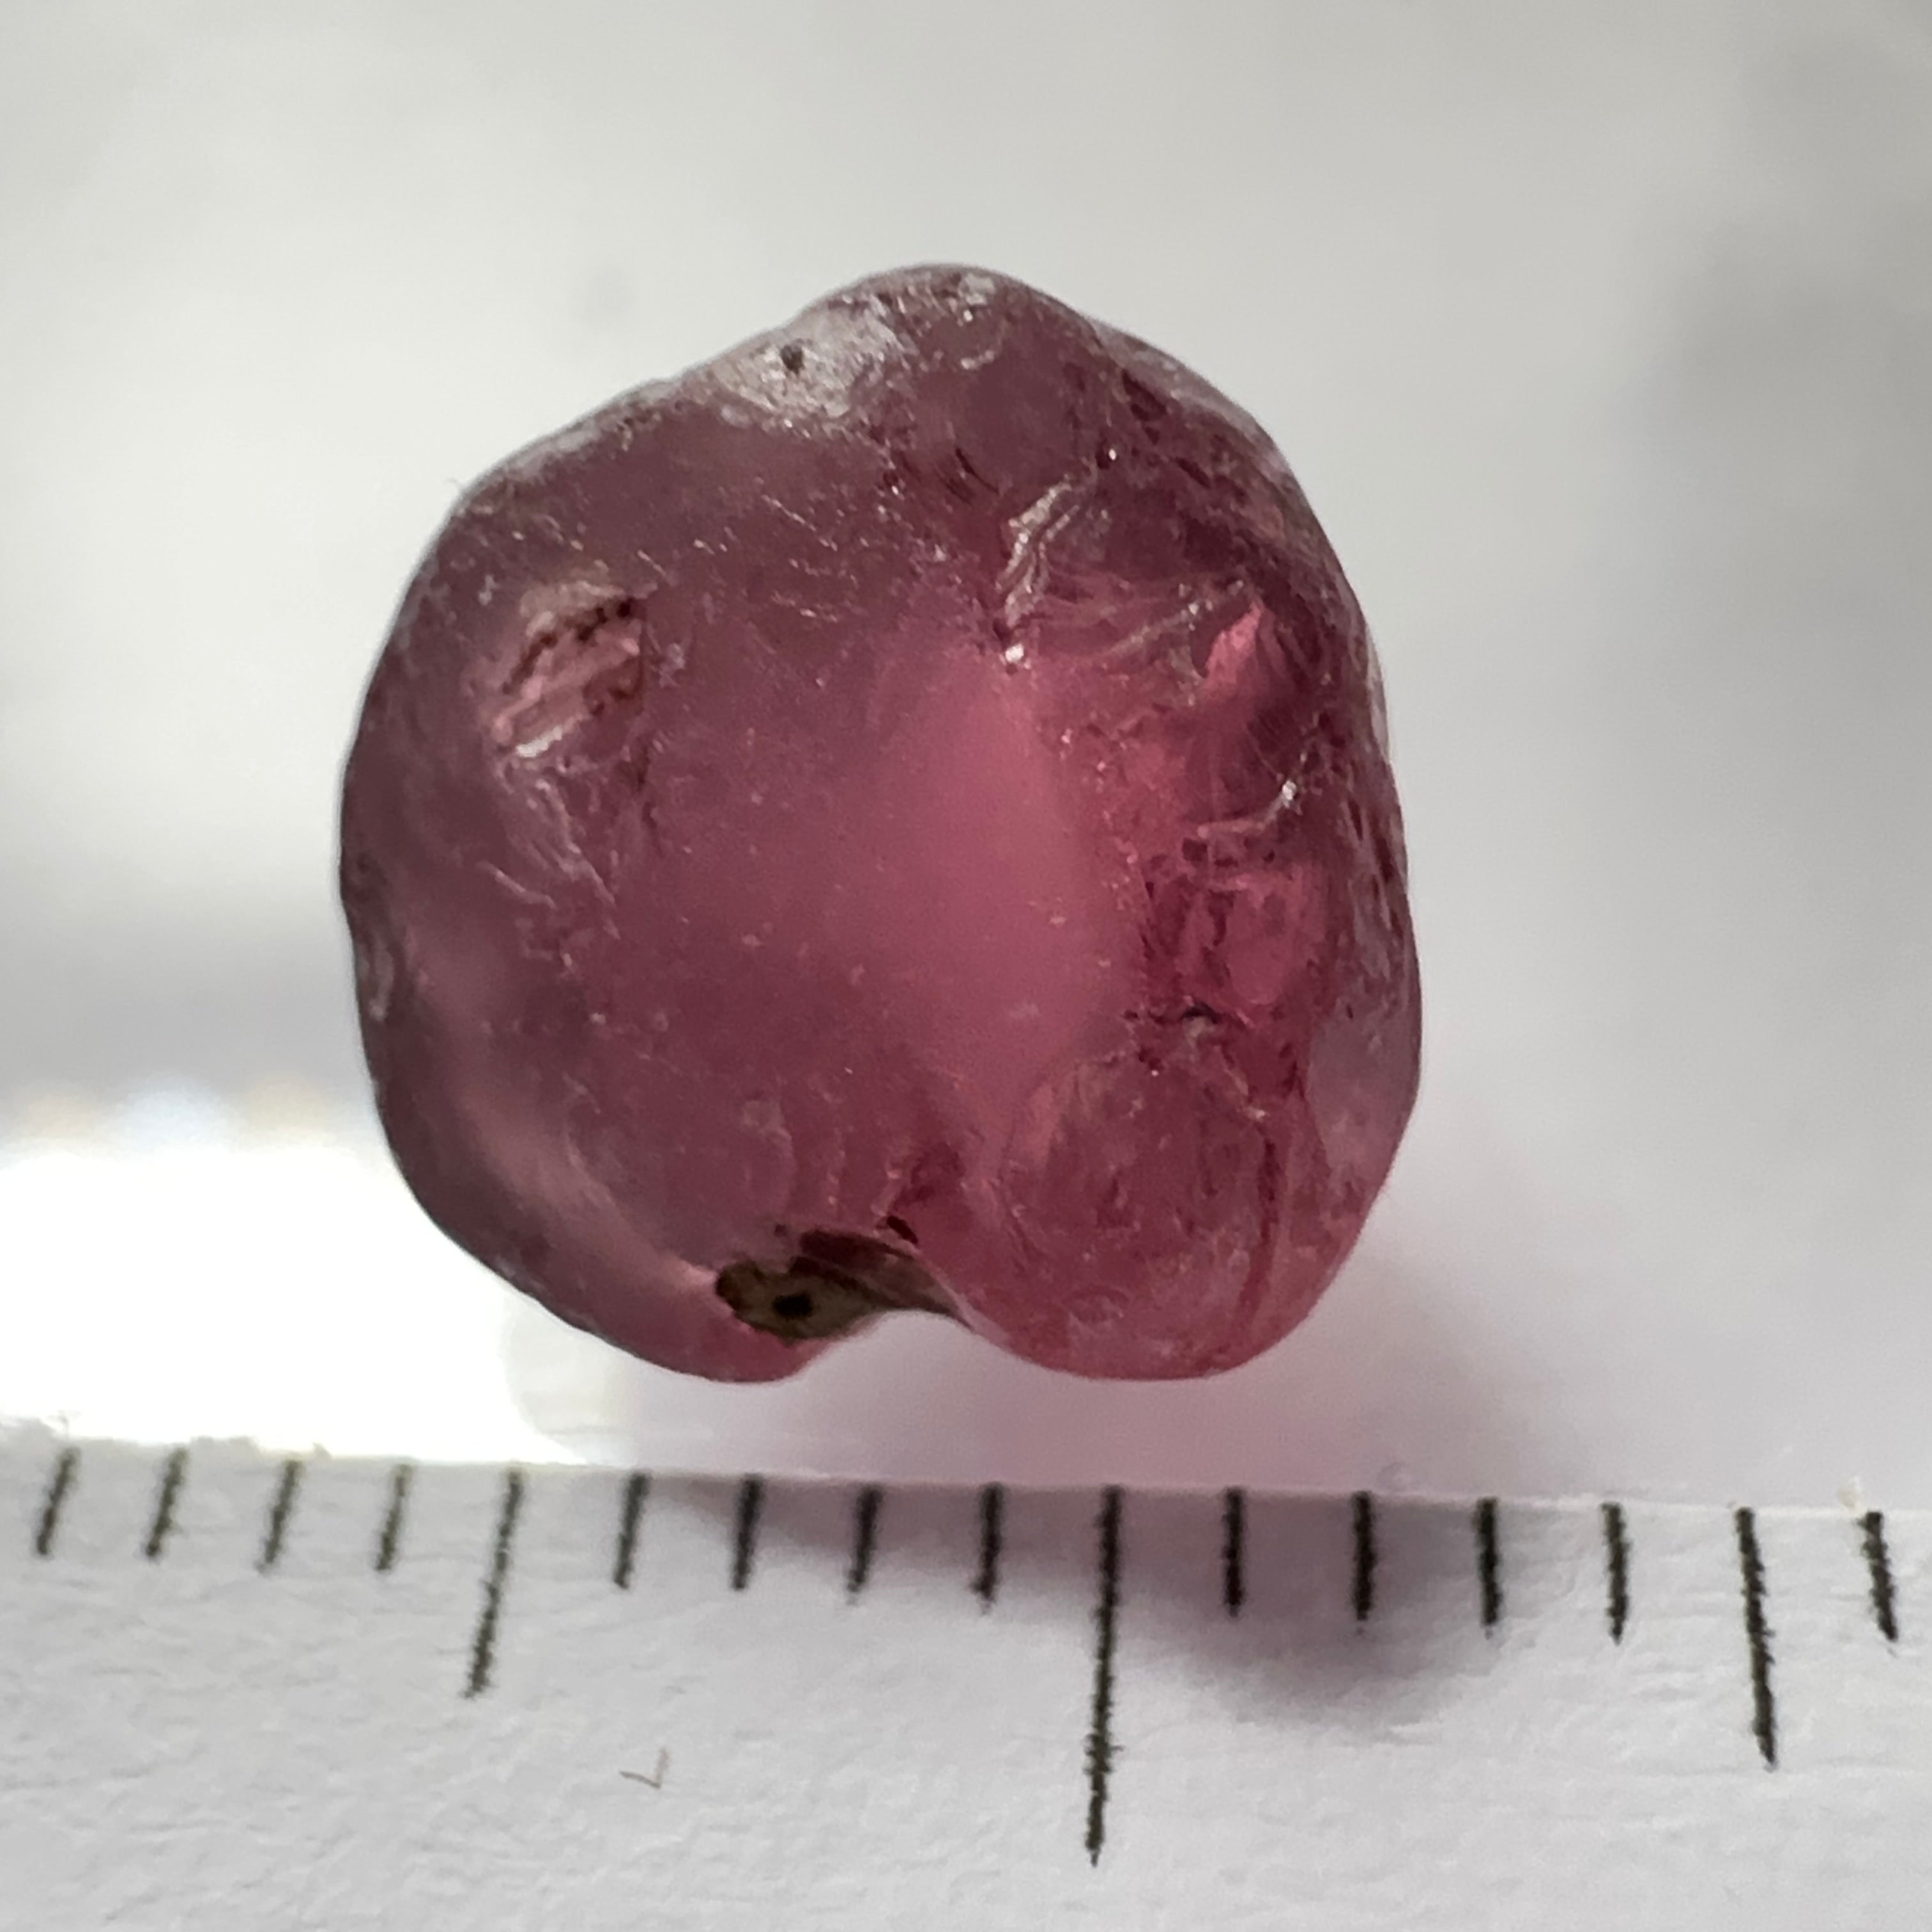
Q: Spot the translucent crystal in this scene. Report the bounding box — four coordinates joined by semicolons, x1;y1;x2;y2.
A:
339;266;1420;1382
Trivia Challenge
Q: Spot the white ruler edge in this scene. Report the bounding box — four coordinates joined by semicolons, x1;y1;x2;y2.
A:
3;1422;1928;1931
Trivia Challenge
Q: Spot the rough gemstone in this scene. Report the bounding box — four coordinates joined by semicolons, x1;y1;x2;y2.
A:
339;265;1421;1383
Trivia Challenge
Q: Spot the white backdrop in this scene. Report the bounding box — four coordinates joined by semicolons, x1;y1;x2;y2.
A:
1;0;1928;1506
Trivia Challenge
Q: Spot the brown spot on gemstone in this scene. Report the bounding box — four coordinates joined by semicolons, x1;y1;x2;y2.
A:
716;1230;949;1344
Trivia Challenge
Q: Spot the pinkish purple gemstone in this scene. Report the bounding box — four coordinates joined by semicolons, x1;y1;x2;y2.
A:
340;265;1420;1382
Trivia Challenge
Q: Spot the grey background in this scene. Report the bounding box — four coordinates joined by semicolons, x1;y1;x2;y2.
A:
3;0;1929;1502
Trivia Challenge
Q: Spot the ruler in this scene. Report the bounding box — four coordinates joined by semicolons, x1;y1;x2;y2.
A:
2;1427;1926;1929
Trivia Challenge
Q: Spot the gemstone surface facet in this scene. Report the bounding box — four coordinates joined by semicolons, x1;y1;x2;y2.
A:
339;266;1420;1383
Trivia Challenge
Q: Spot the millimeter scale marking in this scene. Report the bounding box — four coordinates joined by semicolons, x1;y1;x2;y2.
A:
1602;1499;1632;1641
4;1429;1928;1926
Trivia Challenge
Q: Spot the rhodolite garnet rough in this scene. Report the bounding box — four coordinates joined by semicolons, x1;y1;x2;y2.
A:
340;266;1420;1383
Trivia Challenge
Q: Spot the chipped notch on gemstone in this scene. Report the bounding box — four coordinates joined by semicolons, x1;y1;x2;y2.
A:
491;584;650;758
714;1229;949;1344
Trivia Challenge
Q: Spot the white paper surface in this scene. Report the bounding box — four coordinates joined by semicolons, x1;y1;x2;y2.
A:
3;1427;1928;1929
